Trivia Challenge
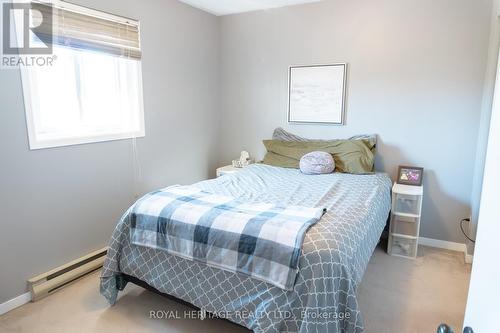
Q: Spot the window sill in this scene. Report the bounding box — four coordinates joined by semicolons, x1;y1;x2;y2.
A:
28;130;145;150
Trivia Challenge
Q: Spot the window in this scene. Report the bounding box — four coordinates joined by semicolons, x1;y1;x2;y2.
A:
19;1;144;149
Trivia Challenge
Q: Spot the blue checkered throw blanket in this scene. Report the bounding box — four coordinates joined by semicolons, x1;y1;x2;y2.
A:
130;185;325;290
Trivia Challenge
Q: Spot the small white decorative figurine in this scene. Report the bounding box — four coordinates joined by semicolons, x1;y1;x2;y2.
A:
232;151;253;168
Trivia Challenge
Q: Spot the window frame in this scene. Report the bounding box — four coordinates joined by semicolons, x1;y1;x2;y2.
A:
18;1;145;150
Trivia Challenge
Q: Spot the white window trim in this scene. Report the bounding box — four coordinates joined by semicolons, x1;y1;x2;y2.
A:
18;1;145;150
20;66;145;150
49;0;137;26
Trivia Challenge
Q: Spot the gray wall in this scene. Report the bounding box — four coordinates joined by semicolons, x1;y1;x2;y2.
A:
0;0;220;304
218;0;492;244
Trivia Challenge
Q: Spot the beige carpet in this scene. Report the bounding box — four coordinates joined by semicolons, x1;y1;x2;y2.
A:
0;245;471;333
358;245;471;333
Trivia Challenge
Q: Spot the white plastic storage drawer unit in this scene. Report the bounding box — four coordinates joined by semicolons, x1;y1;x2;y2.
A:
388;183;423;259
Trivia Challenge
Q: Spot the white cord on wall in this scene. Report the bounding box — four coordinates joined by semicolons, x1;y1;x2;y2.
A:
132;137;142;199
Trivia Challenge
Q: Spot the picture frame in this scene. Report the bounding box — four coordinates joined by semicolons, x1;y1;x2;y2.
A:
288;63;347;125
397;166;424;186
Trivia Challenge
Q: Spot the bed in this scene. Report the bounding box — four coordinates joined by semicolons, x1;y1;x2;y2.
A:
101;163;392;332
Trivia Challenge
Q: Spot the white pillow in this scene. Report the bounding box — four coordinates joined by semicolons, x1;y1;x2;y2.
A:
299;151;335;175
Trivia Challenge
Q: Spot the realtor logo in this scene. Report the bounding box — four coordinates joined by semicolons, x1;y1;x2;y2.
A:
1;1;55;67
2;1;53;54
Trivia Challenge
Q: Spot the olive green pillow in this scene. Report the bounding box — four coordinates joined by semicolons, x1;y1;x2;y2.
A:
262;139;375;174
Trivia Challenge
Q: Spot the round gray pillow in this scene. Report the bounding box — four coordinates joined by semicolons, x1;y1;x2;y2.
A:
299;151;335;175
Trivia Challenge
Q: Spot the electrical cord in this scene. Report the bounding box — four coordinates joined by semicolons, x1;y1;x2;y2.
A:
460;218;475;243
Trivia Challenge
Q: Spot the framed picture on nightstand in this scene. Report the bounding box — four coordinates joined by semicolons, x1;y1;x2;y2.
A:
397;166;424;186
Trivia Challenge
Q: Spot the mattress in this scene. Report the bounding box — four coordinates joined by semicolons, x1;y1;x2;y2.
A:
101;164;392;332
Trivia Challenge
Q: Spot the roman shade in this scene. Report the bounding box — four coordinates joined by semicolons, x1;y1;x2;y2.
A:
33;2;141;59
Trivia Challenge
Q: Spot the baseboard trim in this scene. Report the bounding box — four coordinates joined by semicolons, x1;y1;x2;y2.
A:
418;237;473;264
465;253;474;264
418;237;466;252
0;292;31;315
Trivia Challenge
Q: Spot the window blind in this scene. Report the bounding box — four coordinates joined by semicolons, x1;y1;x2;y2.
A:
34;2;141;60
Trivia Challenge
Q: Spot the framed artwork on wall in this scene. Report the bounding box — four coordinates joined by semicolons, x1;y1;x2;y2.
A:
397;165;424;186
288;63;347;125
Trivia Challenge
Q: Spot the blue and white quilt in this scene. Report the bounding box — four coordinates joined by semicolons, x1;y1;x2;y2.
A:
101;164;392;332
130;185;325;290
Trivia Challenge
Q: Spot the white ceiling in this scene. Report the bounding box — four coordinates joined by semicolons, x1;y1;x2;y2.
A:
178;0;323;16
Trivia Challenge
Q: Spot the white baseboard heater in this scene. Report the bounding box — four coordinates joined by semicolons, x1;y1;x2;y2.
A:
28;247;108;301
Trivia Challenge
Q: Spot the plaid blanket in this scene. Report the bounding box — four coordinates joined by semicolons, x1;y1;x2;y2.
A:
130;185;325;290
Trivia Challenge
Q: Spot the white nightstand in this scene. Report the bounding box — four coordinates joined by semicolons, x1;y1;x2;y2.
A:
216;165;241;177
388;183;423;259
